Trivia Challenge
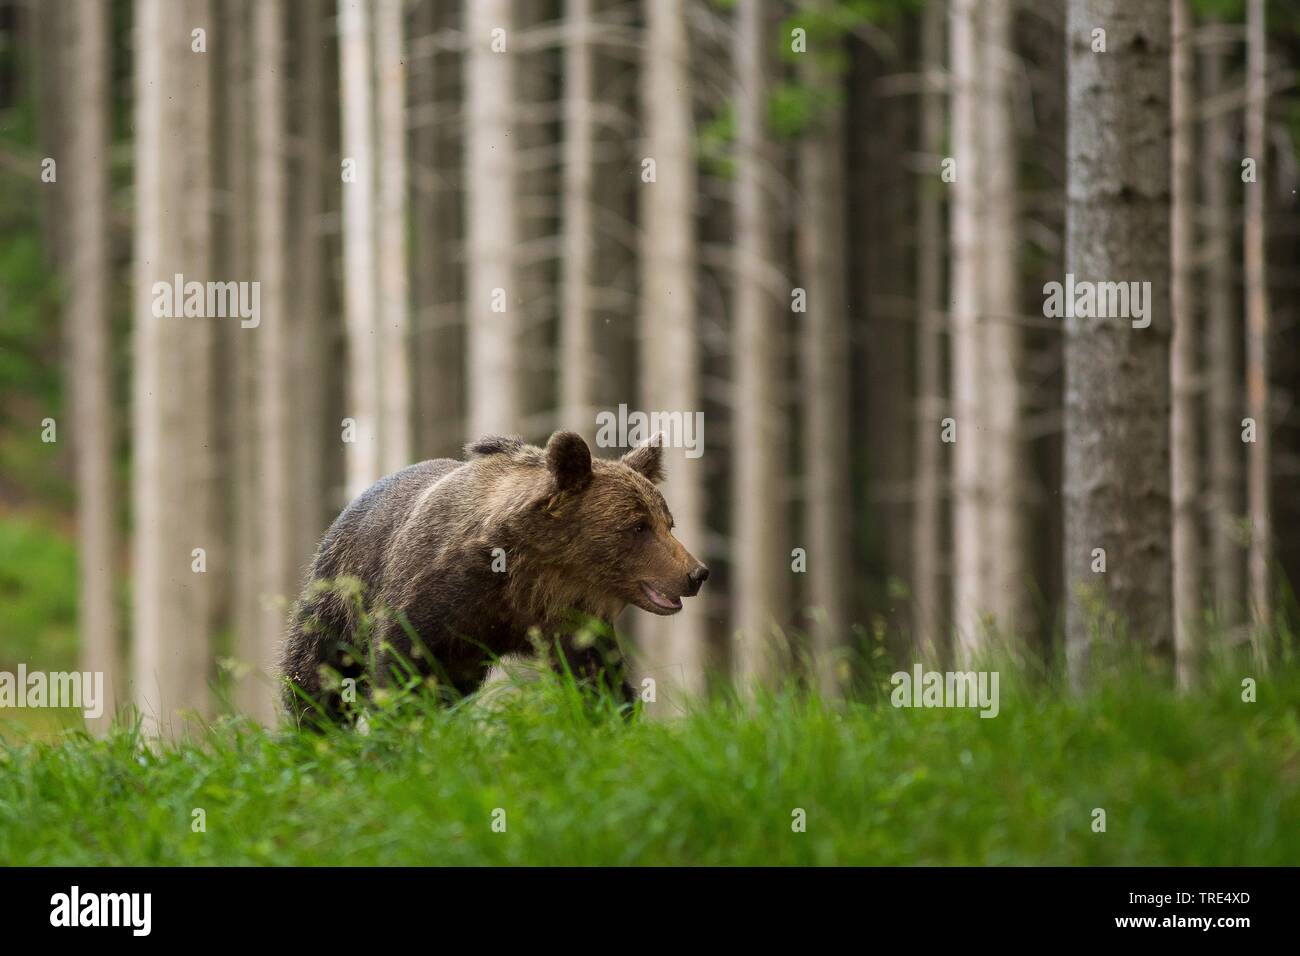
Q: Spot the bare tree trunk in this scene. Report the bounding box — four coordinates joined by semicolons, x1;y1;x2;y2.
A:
294;0;327;555
798;13;851;696
1244;0;1271;645
1171;0;1199;686
590;0;637;419
855;33;911;611
1201;24;1241;630
133;0;214;735
317;36;349;512
561;0;597;441
949;0;985;664
227;0;263;707
339;0;382;497
466;0;520;438
516;0;558;442
194;0;220;676
733;0;787;684
185;0;218;713
252;0;293;724
207;0;235;682
1064;0;1172;683
68;0;118;731
639;0;706;702
377;0;412;471
912;0;945;664
980;0;1023;642
412;0;464;459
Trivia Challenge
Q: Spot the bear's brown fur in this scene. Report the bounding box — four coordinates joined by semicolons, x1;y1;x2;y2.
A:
279;431;708;724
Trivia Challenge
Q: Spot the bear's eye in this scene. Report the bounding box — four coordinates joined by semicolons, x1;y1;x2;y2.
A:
631;521;648;535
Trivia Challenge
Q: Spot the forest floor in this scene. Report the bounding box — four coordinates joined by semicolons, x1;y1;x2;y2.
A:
1;662;1297;865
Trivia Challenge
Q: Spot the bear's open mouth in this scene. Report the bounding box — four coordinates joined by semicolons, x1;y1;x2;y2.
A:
640;582;684;614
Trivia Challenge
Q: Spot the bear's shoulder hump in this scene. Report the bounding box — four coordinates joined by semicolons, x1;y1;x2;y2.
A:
466;434;527;458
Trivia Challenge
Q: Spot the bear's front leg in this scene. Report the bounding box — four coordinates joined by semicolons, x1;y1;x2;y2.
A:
553;637;636;711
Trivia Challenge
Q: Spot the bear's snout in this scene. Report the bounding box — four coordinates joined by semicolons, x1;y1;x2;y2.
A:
685;564;710;597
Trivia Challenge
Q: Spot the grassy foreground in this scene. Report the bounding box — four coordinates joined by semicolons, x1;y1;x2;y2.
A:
1;665;1297;866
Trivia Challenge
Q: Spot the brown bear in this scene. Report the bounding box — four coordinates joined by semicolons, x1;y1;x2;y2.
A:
279;431;708;725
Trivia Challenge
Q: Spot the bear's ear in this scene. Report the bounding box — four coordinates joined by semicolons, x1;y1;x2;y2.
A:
546;431;593;492
621;434;665;484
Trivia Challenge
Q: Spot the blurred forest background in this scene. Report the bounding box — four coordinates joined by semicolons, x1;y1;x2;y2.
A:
0;0;1297;734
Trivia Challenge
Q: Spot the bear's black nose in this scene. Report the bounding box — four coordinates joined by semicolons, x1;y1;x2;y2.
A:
686;564;709;596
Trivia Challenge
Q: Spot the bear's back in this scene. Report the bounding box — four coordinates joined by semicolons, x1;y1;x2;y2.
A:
310;458;465;588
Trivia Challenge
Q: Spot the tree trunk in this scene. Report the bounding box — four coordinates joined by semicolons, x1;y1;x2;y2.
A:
339;0;382;497
949;0;985;664
466;0;520;438
855;33;911;620
639;0;707;702
293;0;328;556
68;0;118;732
590;0;637;422
561;0;597;441
733;0;787;684
912;0;945;664
227;0;263;710
133;0;215;734
185;0;218;714
412;0;464;459
980;0;1024;642
516;0;558;442
798;12;852;696
252;0;294;724
1171;0;1199;686
1243;0;1271;645
1200;24;1242;630
1064;0;1172;683
376;0;412;472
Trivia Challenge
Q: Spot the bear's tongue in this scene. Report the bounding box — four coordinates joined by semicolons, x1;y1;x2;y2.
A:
641;583;683;611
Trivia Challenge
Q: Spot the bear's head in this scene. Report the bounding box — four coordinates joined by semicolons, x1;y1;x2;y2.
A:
532;430;709;618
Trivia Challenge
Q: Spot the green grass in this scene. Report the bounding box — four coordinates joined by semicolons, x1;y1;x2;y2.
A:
0;663;1296;865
